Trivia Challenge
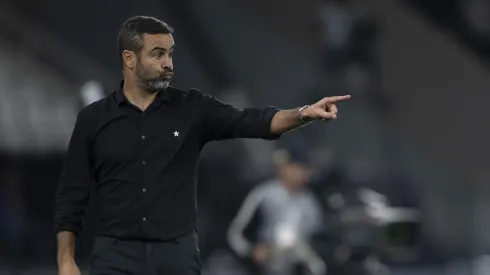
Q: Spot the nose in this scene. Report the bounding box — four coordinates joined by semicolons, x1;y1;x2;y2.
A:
161;54;173;69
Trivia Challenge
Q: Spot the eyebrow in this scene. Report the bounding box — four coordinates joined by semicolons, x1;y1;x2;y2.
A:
150;45;175;52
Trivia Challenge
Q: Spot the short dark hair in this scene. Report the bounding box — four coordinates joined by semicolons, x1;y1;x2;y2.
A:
117;16;173;63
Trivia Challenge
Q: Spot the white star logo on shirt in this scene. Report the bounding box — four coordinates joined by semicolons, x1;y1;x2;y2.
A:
173;131;179;137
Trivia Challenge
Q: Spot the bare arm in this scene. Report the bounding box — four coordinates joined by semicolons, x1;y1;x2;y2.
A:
57;232;81;275
269;108;307;135
57;231;76;265
270;95;351;135
227;186;265;257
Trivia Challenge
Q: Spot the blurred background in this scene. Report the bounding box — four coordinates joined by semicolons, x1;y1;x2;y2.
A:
0;0;489;274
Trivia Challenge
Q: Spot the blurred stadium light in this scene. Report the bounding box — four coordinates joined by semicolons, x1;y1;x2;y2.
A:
80;80;105;107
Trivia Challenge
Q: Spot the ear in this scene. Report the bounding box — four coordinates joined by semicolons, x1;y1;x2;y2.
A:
122;50;136;69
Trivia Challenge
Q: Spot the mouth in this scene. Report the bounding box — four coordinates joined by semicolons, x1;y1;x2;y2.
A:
163;72;174;78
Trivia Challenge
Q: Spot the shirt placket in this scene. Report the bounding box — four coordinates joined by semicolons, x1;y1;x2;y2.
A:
140;110;149;224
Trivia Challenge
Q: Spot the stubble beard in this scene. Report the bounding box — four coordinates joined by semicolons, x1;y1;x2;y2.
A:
144;79;170;92
136;59;171;93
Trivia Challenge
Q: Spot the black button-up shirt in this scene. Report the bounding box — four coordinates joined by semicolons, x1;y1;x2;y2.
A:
54;85;280;241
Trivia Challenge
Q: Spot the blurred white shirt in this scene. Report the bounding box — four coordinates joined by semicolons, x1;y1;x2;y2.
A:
227;179;323;257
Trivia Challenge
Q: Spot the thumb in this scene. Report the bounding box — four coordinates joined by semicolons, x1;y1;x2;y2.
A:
317;109;337;120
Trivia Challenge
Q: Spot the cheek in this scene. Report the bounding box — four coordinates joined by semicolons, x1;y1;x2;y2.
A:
142;63;159;75
288;169;303;182
140;58;157;69
165;60;174;70
294;168;310;183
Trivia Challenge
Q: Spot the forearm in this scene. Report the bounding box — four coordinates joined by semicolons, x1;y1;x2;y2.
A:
55;110;91;267
227;188;263;256
227;225;252;257
57;231;76;265
270;108;310;135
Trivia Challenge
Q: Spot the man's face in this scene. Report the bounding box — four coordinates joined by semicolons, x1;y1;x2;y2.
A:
134;33;175;92
279;163;311;191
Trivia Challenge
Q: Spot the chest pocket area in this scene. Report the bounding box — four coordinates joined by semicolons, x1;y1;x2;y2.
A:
151;123;194;166
92;116;141;163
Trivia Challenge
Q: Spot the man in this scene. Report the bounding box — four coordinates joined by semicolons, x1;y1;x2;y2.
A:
227;148;326;275
54;16;350;275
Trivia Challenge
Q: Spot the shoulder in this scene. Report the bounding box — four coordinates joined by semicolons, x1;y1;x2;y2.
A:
253;179;280;195
168;86;221;104
76;92;113;123
167;86;207;98
186;87;214;99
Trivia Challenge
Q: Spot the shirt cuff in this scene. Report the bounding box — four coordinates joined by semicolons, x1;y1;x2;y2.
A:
261;107;282;140
54;223;82;237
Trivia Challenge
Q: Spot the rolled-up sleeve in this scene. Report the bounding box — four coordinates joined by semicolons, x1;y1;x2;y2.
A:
199;90;281;143
54;111;92;236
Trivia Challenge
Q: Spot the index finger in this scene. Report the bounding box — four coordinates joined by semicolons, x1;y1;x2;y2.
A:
326;95;351;103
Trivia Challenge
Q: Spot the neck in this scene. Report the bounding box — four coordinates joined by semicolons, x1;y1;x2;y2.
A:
123;78;159;111
278;178;297;193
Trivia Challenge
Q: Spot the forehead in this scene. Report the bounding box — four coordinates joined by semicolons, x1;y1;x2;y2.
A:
142;33;174;50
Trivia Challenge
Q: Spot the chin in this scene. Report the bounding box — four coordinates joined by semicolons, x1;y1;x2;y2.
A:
148;81;170;91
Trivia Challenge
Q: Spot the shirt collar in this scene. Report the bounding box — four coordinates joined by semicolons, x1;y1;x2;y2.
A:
115;80;172;106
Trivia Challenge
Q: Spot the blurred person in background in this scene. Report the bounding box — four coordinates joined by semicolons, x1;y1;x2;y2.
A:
319;0;359;72
227;148;326;275
319;0;378;74
316;0;381;115
54;15;351;275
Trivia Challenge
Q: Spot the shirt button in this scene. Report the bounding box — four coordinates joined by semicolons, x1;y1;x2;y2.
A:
142;217;147;222
142;113;146;117
142;188;147;193
142;160;146;165
141;135;146;140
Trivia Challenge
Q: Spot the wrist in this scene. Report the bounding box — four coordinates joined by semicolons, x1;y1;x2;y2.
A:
298;105;314;122
57;254;75;266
